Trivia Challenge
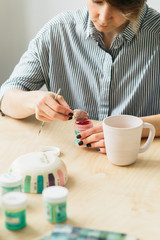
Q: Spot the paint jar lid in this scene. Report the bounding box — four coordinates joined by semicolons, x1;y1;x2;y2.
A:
74;120;93;131
0;172;22;188
42;186;68;204
2;192;27;210
40;146;60;156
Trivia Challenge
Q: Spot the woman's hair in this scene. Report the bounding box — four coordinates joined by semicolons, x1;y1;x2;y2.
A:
107;0;147;32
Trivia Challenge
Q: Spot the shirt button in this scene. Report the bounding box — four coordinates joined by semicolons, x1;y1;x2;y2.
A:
114;45;119;49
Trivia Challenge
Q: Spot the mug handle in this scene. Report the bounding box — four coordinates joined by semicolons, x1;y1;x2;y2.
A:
139;122;155;153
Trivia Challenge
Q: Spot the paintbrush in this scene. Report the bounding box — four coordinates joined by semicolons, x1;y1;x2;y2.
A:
38;88;61;135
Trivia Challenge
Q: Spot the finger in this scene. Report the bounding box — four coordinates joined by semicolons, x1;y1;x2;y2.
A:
36;115;53;122
36;95;73;120
77;124;103;140
56;95;71;109
96;147;106;154
36;103;70;121
78;132;104;146
36;111;70;122
36;103;55;120
46;95;73;116
86;139;105;149
37;94;73;117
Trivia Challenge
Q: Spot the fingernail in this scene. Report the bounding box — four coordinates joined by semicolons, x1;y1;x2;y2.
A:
86;143;91;147
78;141;83;146
68;116;72;120
68;112;73;116
96;148;100;151
77;134;81;139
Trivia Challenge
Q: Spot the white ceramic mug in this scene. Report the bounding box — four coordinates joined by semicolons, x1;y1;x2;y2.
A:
103;115;155;166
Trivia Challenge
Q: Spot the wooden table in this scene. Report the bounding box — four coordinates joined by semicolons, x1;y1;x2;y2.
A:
0;115;160;240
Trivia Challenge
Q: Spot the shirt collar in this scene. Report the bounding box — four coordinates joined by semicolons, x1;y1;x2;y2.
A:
85;3;148;43
85;17;102;43
122;3;148;42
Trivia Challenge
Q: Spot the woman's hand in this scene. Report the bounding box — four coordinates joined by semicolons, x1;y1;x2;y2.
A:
1;89;73;120
35;91;73;122
76;123;106;154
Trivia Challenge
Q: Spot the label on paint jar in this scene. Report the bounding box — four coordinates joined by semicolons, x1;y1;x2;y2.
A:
2;185;22;195
75;129;81;145
4;209;26;230
44;202;67;223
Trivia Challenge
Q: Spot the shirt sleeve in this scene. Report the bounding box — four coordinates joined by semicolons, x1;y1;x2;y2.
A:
0;35;48;101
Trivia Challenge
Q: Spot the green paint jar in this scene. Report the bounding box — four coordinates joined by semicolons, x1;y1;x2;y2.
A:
2;192;27;230
0;172;22;195
74;120;93;145
42;186;68;223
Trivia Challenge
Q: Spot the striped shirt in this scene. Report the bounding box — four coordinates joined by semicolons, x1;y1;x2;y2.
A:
0;3;159;120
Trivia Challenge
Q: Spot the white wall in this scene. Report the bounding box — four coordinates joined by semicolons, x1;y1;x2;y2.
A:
0;0;85;85
148;0;160;10
0;0;159;85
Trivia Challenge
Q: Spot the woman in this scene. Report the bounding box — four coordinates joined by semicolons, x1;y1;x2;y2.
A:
0;0;160;153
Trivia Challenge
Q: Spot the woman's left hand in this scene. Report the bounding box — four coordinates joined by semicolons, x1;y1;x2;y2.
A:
76;122;106;154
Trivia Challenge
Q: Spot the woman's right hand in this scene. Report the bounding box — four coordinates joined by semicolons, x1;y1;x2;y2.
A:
35;91;73;122
1;89;73;120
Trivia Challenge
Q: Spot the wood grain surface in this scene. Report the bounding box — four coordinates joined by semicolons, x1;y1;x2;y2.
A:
0;115;160;240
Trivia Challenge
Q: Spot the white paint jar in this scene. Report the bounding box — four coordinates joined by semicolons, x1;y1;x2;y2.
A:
0;172;22;195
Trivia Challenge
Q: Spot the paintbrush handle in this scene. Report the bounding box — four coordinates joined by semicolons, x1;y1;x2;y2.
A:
38;88;61;135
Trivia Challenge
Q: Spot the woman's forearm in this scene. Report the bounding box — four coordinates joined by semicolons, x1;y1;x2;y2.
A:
0;89;73;122
0;89;41;119
141;114;160;138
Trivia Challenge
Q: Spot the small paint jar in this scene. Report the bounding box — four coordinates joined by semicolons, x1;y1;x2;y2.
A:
0;172;22;195
42;186;68;223
2;192;27;230
74;120;93;145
